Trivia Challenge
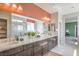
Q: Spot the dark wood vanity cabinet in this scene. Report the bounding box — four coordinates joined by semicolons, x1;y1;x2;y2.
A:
41;40;49;55
15;44;33;56
33;41;43;56
54;36;58;47
23;44;33;56
48;38;54;50
0;50;9;56
48;37;57;50
0;36;57;56
0;45;24;56
9;45;24;56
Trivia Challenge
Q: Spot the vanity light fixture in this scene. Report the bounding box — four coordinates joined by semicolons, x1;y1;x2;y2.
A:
42;16;50;21
12;4;23;11
18;5;23;10
5;3;10;6
12;4;17;9
4;3;23;11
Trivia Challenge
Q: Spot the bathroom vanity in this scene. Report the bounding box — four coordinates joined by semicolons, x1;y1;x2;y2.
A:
0;33;57;56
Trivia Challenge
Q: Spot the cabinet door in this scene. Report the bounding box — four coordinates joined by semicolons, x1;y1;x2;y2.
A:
34;46;42;56
42;48;49;56
41;40;49;55
0;52;4;56
48;37;58;50
0;50;9;56
51;37;58;48
48;38;54;50
33;41;42;56
34;50;42;56
23;44;33;56
54;36;57;46
15;48;33;56
48;40;52;50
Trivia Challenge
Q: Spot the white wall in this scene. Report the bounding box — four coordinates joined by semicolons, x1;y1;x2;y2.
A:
52;7;65;47
65;16;77;23
62;4;79;15
58;7;65;47
51;12;58;29
77;15;79;41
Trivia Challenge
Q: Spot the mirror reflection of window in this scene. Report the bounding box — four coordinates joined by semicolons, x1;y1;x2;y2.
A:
11;15;25;37
36;20;44;34
17;25;23;32
11;21;24;36
27;22;35;32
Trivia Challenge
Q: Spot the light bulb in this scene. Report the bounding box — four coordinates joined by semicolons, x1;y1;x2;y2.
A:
12;4;17;9
42;17;50;21
18;5;22;10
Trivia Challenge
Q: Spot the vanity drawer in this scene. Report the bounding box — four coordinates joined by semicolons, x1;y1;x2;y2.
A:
0;52;3;56
23;43;33;50
23;44;33;56
33;41;42;47
15;48;33;56
0;50;9;56
42;41;48;49
34;46;42;54
8;45;23;55
42;48;49;55
34;50;42;56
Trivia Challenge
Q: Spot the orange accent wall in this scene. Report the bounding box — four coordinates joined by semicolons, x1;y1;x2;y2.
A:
0;3;51;23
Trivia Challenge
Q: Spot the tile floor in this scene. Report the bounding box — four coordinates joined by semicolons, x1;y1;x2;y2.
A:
51;37;79;56
44;51;62;56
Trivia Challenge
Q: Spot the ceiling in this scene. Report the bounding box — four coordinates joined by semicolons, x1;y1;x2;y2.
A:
35;3;79;14
35;3;57;13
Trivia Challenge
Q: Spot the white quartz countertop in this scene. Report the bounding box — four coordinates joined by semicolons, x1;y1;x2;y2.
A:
0;32;57;52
